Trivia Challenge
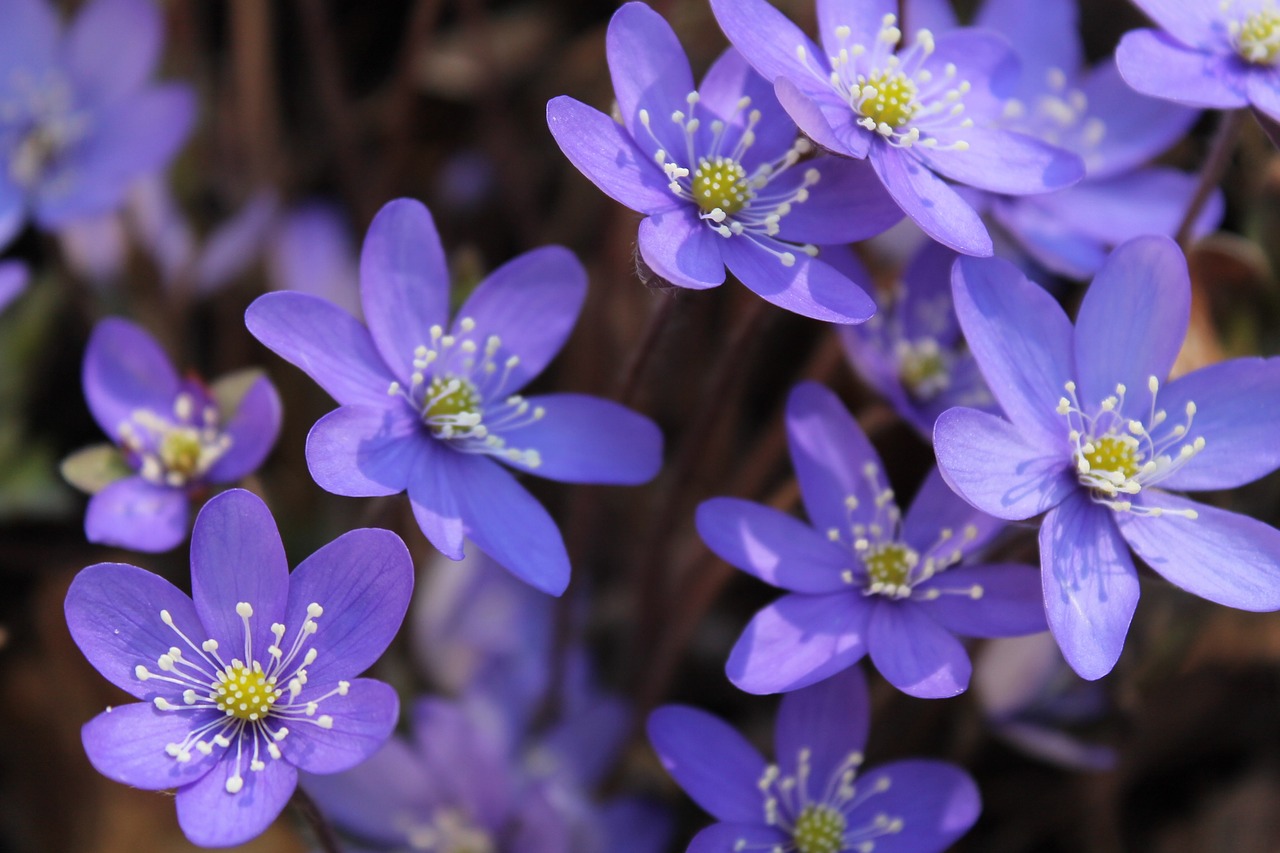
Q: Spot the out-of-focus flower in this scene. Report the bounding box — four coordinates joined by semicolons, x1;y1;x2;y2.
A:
127;173;195;284
1117;0;1280;125
58;208;127;284
0;260;28;312
63;317;281;552
840;240;995;437
709;0;1084;256
194;189;279;295
247;198;663;595
65;489;413;847
648;665;981;852
0;0;195;249
935;236;1280;679
547;2;901;324
267;200;360;317
699;381;1044;699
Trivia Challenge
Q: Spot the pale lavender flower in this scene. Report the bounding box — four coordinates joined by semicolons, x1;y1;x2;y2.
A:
700;381;1044;699
246;198;663;595
65;489;413;847
267;200;360;317
648;665;981;852
934;236;1280;680
547;2;902;324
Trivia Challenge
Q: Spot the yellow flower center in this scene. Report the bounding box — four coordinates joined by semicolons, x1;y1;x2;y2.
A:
897;338;950;401
214;661;281;722
855;69;919;128
1081;434;1141;480
862;541;918;591
159;428;205;478
793;803;848;853
424;375;483;426
1234;9;1280;64
691;156;751;215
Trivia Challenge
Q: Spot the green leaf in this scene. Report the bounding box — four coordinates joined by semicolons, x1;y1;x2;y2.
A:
60;444;132;494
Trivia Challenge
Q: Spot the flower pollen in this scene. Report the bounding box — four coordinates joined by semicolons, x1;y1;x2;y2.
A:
118;392;233;488
856;68;919;129
793;803;848;853
1231;6;1280;64
895;337;951;401
692;155;750;215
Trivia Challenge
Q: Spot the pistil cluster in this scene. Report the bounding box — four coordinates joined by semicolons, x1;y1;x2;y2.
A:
1;69;87;191
1229;4;1280;64
117;392;233;488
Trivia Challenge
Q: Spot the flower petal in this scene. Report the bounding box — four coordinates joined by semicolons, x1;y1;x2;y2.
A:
710;0;825;86
1040;492;1140;680
721;237;876;324
637;208;726;290
817;0;894;57
607;2;694;155
0;0;59;81
850;760;980;853
410;698;513;828
499;393;663;485
869;144;993;257
1127;1;1223;49
65;561;203;700
190;489;290;659
1118;492;1280;611
1078;60;1201;179
299;739;433;847
205;374;281;483
902;468;1006;561
65;0;161;105
773;77;870;159
646;705;768;823
699;47;798;160
687;823;788;853
0;260;27;311
773;155;902;243
305;404;427;497
775;665;870;789
245;291;397;408
974;0;1082;82
284;528;414;684
407;439;465;560
989;196;1108;280
917;128;1084;195
697;497;851;593
868;602;971;698
727;591;873;694
82;703;221;790
174;751;297;848
918;563;1047;638
360;199;451;381
82;317;180;440
1247;69;1280;124
1116;30;1248;109
932;407;1075;521
84;476;189;552
279;679;400;774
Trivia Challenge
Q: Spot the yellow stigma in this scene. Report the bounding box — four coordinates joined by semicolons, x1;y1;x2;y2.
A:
214;661;281;721
424;375;482;422
1082;435;1140;479
1235;9;1280;64
792;803;847;853
159;428;204;477
897;339;949;401
856;69;919;128
691;156;751;215
862;541;918;590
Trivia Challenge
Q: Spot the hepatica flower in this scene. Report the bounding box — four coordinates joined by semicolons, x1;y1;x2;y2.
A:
64;317;281;552
65;489;414;847
0;259;28;312
0;0;195;249
1117;0;1280;123
246;198;663;595
648;665;980;853
709;0;1084;256
699;382;1044;699
934;235;1280;680
547;2;902;324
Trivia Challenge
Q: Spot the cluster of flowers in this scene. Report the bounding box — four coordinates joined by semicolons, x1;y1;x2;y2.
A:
8;0;1278;849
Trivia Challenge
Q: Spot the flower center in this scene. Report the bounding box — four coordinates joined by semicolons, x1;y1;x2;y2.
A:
1232;8;1280;64
895;337;951;401
855;68;919;129
793;804;847;853
1000;68;1107;166
118;392;233;488
3;72;88;189
691;155;751;215
423;374;484;437
1080;434;1140;481
404;810;495;853
861;541;918;593
214;660;281;721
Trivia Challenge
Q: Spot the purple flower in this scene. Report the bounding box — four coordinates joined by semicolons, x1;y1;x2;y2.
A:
934;235;1280;680
246;198;663;595
0;0;195;249
699;381;1044;699
546;2;902;324
0;259;28;312
648;665;981;852
840;240;996;437
267;200;360;317
709;0;1085;257
65;488;413;847
65;317;282;552
1117;0;1280;124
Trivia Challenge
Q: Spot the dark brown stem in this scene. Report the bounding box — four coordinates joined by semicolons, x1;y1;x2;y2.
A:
613;293;679;406
291;785;343;853
1176;109;1246;248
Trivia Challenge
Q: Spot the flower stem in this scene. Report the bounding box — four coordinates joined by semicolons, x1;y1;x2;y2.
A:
613;293;679;406
1176;109;1246;248
291;785;343;853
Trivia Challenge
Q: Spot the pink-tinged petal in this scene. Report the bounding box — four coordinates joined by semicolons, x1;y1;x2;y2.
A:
850;760;981;853
817;0;895;56
710;0;825;85
190;489;289;659
284;528;414;684
306;405;428;497
546;97;680;215
499;393;662;485
721;237;876;324
205;375;281;483
85;476;189;552
1127;1;1224;49
773;77;870;159
1157;358;1280;490
951;254;1074;445
1116;30;1249;109
1040;492;1140;680
974;0;1081;81
1247;68;1280;123
696;497;851;593
1079;60;1201;179
83;317;179;440
637;209;725;290
407;439;465;560
699;48;798;160
279;679;400;774
360;199;450;381
65;561;203;700
1118;492;1280;611
902;468;1006;561
246;292;396;408
688;823;789;853
775;666;870;787
786;381;885;535
646;706;768;823
727;591;873;694
869;144;993;257
773;155;901;243
454;246;584;390
1073;235;1188;414
175;751;297;848
300;739;433;847
932;407;1075;521
82;703;221;790
868;603;971;698
607;2;694;155
65;0;161;105
917;128;1084;195
918;563;1047;638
